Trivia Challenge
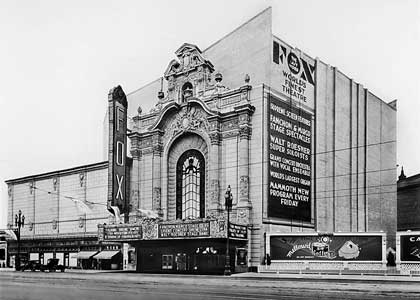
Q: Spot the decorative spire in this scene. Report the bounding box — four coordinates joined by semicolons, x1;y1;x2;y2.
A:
214;72;223;84
158;77;165;100
244;74;250;84
399;166;406;180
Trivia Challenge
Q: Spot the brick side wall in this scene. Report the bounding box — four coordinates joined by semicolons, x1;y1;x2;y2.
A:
7;164;108;239
398;177;420;231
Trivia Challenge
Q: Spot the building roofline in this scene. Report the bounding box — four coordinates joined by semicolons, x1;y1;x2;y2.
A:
5;161;108;184
398;172;420;189
126;8;272;98
203;7;272;52
126;77;162;97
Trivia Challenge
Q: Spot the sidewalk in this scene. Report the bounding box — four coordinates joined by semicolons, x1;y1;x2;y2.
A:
232;271;420;282
0;268;14;272
3;267;420;282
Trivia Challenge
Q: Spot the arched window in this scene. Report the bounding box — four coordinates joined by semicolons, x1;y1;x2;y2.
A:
181;82;193;102
176;149;205;219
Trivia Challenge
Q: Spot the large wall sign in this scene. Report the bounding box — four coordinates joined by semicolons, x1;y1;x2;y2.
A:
272;40;316;108
400;234;420;261
267;95;312;222
108;85;128;213
270;235;383;261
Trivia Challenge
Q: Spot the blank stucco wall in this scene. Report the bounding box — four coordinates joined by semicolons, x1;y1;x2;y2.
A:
204;8;272;91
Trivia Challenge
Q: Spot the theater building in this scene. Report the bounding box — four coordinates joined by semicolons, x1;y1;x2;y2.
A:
7;8;396;273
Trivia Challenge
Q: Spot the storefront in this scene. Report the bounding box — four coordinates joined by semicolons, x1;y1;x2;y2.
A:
0;241;7;268
6;236;120;269
98;218;248;274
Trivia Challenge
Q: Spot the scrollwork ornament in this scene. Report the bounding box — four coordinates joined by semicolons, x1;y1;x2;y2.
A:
239;126;252;140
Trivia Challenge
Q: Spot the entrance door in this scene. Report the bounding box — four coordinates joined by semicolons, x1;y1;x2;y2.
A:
175;253;187;271
162;255;173;270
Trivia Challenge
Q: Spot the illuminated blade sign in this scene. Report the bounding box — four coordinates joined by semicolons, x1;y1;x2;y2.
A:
108;85;128;214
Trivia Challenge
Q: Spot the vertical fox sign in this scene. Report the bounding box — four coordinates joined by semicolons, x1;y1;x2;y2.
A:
108;85;128;217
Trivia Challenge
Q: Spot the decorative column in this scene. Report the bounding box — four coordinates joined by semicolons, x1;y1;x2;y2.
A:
238;125;251;205
208;118;221;212
129;148;141;213
235;103;255;224
152;131;163;216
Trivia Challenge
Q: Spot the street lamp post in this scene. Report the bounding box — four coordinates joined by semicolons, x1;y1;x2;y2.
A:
14;210;25;270
224;185;233;276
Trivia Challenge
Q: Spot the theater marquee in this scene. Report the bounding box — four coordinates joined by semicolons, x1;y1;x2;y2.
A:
267;95;312;222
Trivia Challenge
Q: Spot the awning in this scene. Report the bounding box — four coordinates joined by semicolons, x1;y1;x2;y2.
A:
74;251;99;259
93;250;120;260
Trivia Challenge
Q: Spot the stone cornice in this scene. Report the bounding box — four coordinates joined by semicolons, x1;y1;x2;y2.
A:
5;161;108;185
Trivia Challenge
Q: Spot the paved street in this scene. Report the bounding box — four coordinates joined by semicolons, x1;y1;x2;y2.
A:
2;271;420;300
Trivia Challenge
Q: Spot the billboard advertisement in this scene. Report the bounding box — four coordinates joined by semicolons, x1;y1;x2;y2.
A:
270;234;383;261
267;95;312;222
400;234;420;262
272;40;316;108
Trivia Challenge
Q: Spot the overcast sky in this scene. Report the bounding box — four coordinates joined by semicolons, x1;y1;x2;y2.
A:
1;0;419;227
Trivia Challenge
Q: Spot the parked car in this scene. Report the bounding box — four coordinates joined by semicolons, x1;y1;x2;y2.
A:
41;258;65;272
21;260;42;272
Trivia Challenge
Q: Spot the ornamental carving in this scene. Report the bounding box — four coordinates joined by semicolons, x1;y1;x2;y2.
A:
240;175;249;200
163;43;215;103
221;119;238;131
130;190;139;210
210;179;219;204
209;132;220;145
236;208;249;225
141;148;154;156
221;131;239;139
240;88;249;102
153;145;163;155
209;218;226;238
163;106;209;142
8;186;12;197
239;126;252;140
78;216;85;228
238;114;250;125
142;222;158;240
152;187;161;211
138;138;153;149
130;149;141;159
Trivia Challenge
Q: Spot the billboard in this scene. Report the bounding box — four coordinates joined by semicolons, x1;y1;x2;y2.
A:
272;40;316;108
267;95;312;222
400;234;420;262
270;234;383;261
108;85;128;213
